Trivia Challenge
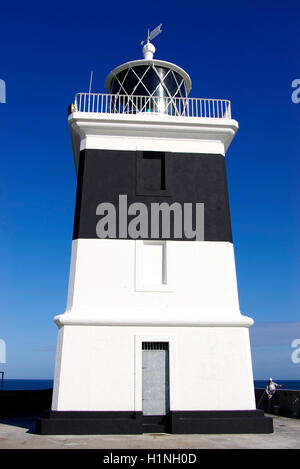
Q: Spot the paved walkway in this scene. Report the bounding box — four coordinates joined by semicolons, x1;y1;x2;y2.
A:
0;415;299;449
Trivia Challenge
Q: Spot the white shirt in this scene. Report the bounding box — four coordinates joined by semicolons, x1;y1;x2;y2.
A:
266;382;278;392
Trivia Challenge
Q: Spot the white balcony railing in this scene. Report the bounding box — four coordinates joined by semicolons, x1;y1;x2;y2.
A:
73;93;231;119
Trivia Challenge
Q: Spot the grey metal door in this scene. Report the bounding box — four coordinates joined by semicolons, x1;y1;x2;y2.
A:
142;342;169;415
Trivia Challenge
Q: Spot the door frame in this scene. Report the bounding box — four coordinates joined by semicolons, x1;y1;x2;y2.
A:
134;334;177;413
142;342;170;416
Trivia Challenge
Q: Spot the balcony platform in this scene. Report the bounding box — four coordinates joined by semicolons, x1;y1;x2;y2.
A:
68;93;239;173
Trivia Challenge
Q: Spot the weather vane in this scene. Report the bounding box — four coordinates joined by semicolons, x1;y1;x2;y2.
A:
140;24;162;46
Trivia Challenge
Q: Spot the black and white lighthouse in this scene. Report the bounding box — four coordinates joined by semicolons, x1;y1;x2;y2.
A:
38;33;273;434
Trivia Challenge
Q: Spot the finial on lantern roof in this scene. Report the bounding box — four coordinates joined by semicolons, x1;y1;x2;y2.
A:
142;42;156;60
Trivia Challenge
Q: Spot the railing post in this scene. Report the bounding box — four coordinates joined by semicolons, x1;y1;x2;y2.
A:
0;371;4;392
74;94;78;112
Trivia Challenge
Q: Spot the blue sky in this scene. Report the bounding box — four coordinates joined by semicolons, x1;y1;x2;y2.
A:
0;0;299;380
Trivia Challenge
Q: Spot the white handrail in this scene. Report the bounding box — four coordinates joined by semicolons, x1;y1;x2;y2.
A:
73;93;231;119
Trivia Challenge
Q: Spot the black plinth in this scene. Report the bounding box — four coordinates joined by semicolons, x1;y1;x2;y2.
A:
36;411;143;435
36;409;273;435
170;410;273;434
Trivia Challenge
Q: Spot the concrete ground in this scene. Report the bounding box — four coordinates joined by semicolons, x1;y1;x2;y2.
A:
0;415;299;449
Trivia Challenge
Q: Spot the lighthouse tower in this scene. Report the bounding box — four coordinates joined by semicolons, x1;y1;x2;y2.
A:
38;37;273;434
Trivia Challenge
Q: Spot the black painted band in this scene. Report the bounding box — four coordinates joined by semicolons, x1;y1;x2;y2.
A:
73;149;233;242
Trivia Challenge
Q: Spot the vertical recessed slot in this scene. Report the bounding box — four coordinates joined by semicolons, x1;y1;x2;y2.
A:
142;152;166;192
140;241;167;287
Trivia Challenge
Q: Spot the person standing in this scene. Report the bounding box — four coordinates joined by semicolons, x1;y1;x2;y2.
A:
265;378;282;412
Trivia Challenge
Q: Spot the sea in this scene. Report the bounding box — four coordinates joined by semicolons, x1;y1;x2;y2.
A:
254;380;300;391
2;380;54;391
1;379;300;391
